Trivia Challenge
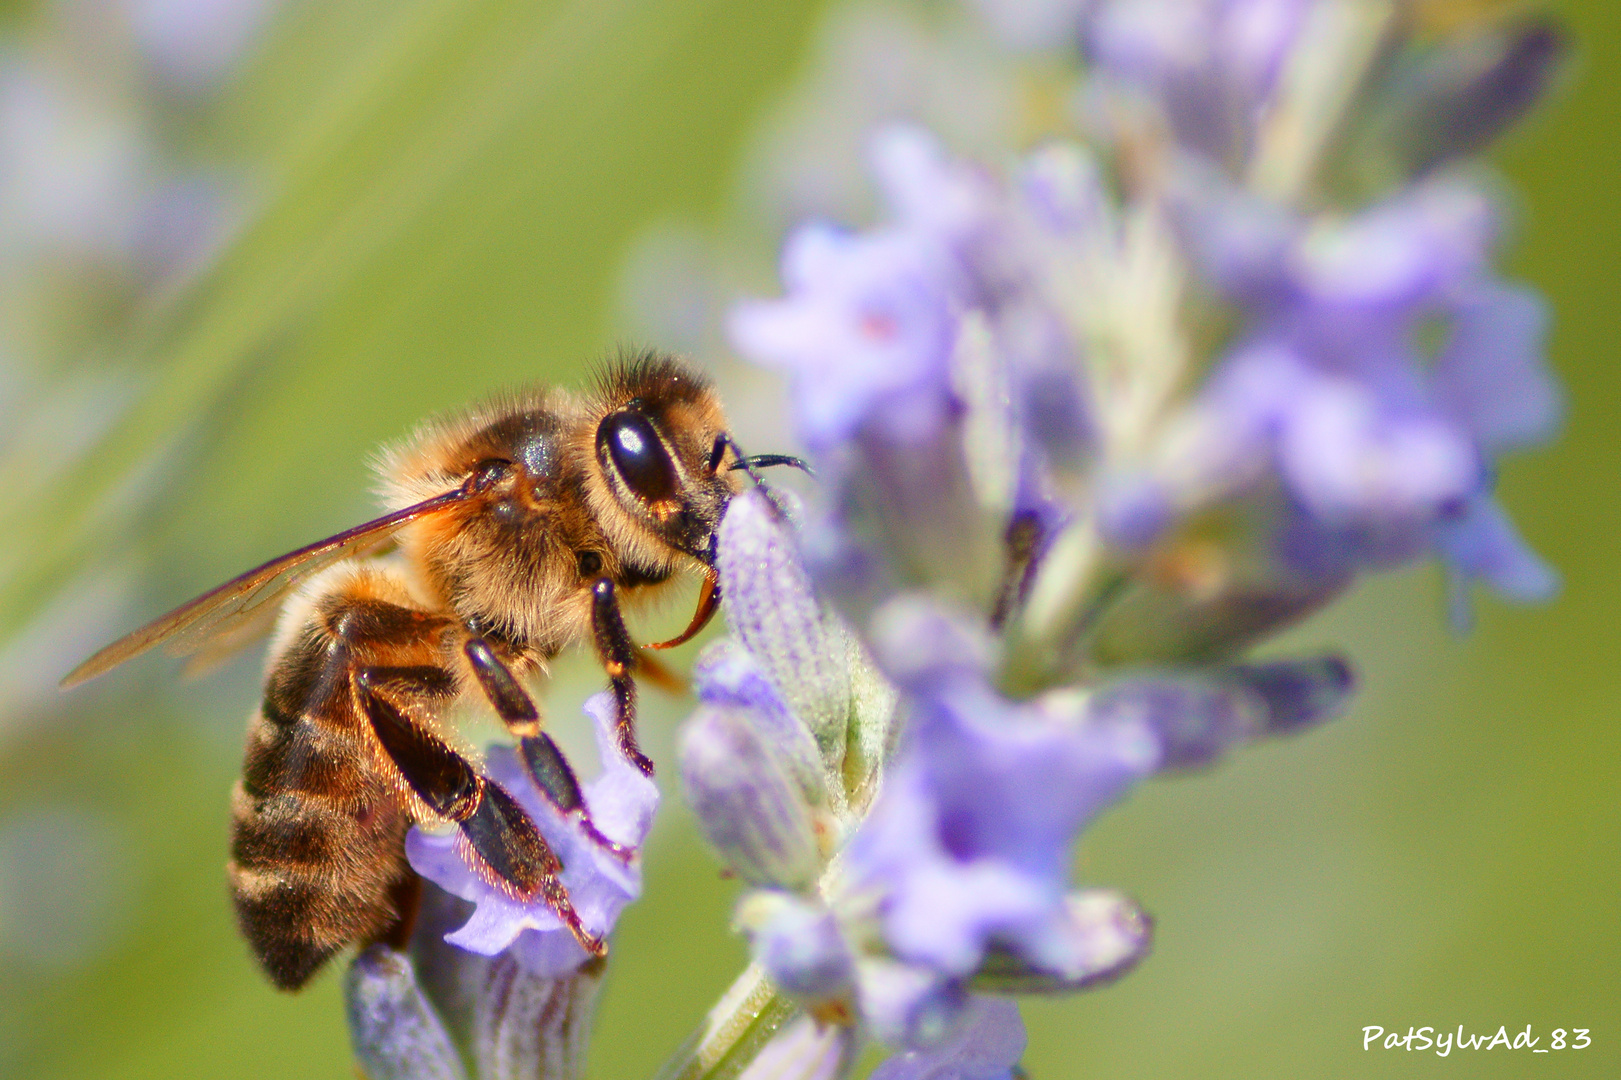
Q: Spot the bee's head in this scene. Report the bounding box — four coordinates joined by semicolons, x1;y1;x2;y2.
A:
589;353;741;566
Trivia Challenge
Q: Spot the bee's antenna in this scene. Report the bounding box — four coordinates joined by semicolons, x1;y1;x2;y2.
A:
712;433;804;520
728;454;815;478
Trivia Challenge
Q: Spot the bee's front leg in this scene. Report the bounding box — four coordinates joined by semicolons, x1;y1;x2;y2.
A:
588;578;655;777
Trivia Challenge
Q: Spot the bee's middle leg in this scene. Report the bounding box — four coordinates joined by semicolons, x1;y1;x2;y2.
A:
462;636;635;862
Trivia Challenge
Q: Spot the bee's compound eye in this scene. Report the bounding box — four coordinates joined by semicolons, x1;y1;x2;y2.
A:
598;410;679;505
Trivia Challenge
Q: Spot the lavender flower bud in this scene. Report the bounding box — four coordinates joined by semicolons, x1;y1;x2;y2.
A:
737;891;856;1003
1386;15;1569;175
694;638;831;812
1226;655;1354;735
718;489;855;777
680;706;824;891
1083;0;1309;169
347;945;469;1080
1086;676;1265;770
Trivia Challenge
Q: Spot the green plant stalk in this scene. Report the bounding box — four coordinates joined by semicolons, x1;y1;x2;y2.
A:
652;965;796;1080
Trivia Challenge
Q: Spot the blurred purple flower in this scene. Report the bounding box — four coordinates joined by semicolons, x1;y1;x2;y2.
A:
846;672;1158;980
730;129;996;451
730;222;958;449
746;892;856;1001
1433;494;1558;608
1432;281;1562;454
1196;341;1481;524
405;692;658;978
1083;0;1310;168
1105;175;1561;602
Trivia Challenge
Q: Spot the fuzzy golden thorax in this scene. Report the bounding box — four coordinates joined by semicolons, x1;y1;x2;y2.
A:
376;355;742;654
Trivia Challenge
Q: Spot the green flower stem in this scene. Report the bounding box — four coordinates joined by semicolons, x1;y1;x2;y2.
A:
653;965;795;1080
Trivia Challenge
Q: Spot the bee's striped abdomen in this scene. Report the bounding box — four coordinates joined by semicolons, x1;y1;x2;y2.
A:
227;587;425;991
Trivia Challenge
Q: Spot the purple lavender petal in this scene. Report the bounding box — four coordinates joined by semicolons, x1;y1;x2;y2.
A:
1138;341;1309;514
848;681;1159;980
1017;141;1109;238
869;125;998;244
1432;495;1558;604
1273;366;1478;523
1169;164;1298;302
1290;179;1494;313
728;222;960;451
868;595;996;690
693;636;796;720
856;958;969;1050
973;889;1152;993
870;995;1026;1080
1432;281;1562;453
405;693;658;978
729;126;1005;457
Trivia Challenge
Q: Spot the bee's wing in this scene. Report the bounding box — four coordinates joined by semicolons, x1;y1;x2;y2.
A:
61;487;469;688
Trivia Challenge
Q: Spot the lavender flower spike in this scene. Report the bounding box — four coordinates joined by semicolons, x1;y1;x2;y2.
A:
406;691;658;976
658;2;1567;1075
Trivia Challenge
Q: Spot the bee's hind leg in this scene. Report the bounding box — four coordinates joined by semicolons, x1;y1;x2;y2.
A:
462;636;637;862
357;667;604;957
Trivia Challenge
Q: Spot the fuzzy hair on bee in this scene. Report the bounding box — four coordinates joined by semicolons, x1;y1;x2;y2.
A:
61;351;802;991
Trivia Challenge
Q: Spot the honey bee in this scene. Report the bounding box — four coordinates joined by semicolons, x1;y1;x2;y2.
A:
62;353;803;991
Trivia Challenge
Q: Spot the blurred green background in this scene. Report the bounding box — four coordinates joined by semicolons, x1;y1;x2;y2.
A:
0;0;1614;1077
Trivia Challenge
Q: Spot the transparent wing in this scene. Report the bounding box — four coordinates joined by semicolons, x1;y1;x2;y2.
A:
62;487;468;687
